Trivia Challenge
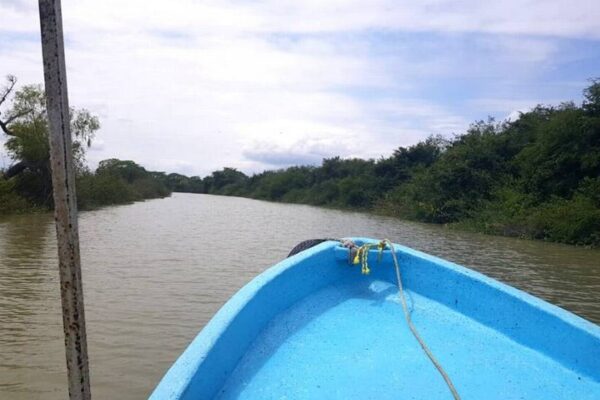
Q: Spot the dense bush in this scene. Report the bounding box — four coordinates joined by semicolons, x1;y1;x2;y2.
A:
76;160;171;210
0;159;171;214
76;172;136;209
0;178;32;215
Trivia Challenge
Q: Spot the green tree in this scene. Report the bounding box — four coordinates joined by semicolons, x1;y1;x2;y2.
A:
516;103;600;200
204;167;248;194
96;159;149;183
0;75;99;205
583;78;600;116
77;159;171;209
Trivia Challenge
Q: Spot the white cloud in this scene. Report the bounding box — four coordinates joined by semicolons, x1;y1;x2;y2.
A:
5;0;597;38
506;110;524;122
243;137;354;169
1;0;598;175
469;98;545;113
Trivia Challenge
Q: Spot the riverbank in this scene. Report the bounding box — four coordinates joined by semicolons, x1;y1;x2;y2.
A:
0;159;172;216
373;192;600;248
219;178;598;248
192;192;600;248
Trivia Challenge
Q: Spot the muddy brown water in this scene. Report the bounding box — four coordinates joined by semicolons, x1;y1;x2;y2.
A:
1;193;599;399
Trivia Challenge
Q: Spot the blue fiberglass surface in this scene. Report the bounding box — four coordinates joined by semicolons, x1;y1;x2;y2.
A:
150;238;600;400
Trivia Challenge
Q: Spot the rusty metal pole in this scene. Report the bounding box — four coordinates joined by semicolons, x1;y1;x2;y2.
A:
38;0;91;399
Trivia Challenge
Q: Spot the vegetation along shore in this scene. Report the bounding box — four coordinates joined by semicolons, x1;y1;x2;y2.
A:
1;76;599;247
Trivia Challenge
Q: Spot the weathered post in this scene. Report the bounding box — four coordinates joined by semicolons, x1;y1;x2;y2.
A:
38;1;91;399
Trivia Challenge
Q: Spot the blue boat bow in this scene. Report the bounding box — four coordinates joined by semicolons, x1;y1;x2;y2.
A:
150;238;600;399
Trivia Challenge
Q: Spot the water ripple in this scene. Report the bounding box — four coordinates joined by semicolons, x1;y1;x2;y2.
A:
0;193;598;399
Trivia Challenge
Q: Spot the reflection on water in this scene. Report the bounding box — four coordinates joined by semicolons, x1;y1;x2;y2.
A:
1;193;599;399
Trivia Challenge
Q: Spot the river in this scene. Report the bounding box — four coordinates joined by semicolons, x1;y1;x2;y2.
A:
1;193;599;399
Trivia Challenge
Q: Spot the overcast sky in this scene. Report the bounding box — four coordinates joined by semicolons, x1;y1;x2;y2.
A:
1;0;599;176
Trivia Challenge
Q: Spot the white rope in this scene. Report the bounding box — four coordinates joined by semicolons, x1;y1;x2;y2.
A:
382;239;461;400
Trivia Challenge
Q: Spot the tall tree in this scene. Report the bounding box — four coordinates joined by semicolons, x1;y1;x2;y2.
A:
0;75;99;205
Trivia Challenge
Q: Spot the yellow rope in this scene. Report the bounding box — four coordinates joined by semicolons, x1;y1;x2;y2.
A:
350;239;461;400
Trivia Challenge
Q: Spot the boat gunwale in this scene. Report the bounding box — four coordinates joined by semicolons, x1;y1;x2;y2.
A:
149;239;338;399
150;237;600;399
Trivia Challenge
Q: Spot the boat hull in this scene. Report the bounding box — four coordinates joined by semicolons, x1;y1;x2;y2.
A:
150;238;600;399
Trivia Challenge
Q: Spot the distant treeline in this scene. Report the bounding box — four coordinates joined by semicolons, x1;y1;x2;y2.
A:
172;80;600;247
